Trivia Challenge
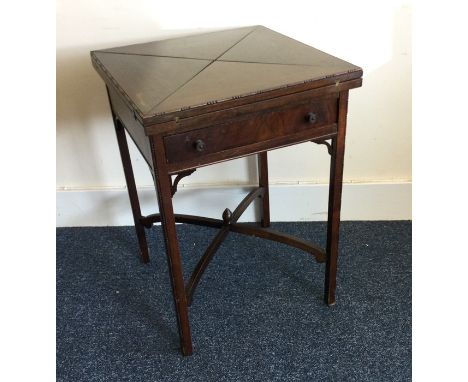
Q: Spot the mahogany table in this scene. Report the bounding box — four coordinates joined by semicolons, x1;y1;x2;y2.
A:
91;25;362;356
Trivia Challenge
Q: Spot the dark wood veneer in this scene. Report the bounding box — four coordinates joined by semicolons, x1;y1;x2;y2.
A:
164;96;338;164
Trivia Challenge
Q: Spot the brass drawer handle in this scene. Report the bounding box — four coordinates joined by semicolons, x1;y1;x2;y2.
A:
305;112;317;124
194;139;206;152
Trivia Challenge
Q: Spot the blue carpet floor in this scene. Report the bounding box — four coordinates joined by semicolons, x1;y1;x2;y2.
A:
57;221;411;381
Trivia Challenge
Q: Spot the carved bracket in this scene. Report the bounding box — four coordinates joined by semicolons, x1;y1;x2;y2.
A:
171;169;196;196
312;139;333;155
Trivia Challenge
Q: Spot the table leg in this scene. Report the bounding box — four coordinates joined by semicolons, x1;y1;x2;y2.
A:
257;151;270;228
324;91;349;306
109;101;150;264
151;136;193;356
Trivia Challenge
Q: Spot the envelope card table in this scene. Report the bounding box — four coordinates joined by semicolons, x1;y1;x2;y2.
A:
91;25;362;356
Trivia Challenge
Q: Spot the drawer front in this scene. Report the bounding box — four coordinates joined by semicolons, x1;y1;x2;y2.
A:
164;96;338;165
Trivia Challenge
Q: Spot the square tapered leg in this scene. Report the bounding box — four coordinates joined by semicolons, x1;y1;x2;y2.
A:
108;87;150;264
324;91;349;306
257;151;271;228
151;135;193;356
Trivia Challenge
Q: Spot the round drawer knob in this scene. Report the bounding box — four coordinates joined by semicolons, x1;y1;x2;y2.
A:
305;112;317;124
194;139;206;152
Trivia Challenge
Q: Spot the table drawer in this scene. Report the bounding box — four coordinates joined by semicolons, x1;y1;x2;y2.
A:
164;96;338;165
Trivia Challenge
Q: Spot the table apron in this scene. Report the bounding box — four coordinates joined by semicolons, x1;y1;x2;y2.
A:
107;85;153;168
164;123;337;174
162;94;338;173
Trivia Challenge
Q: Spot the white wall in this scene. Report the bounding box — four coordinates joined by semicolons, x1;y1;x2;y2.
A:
56;0;411;226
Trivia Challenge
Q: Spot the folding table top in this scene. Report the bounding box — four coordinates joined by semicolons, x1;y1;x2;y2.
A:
91;25;362;125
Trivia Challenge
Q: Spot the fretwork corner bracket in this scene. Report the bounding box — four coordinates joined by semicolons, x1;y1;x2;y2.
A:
170;169;197;196
312;139;333;155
